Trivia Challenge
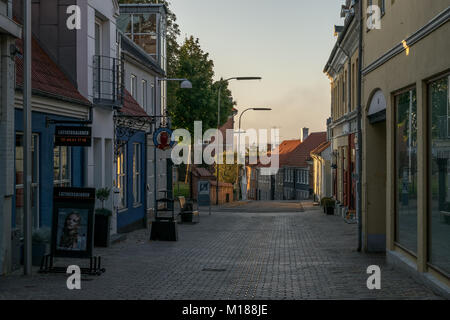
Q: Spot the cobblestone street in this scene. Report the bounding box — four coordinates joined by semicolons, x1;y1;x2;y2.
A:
0;202;443;300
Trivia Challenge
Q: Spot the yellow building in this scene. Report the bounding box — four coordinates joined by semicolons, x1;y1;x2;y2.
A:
361;0;450;295
324;0;360;217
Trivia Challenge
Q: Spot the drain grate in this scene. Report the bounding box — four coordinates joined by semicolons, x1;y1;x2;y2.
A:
202;268;227;272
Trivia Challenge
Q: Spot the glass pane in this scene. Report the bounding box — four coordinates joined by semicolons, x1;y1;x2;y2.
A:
429;76;450;274
395;89;418;253
134;34;157;56
61;147;70;182
133;13;157;34
15;134;24;233
54;146;60;182
117;14;132;34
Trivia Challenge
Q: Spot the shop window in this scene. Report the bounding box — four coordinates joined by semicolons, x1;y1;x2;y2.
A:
117;146;127;210
15;133;39;231
429;75;450;275
54;146;71;187
133;143;142;205
395;88;418;253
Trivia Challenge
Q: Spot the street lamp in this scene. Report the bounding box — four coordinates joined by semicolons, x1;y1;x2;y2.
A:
236;108;272;197
153;78;192;215
216;77;262;205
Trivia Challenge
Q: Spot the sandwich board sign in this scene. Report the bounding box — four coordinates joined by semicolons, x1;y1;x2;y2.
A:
198;180;211;215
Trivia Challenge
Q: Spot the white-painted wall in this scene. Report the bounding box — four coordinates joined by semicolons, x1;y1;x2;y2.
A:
76;0;119;234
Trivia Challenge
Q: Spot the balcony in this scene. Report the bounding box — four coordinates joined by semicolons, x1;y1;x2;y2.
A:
93;55;124;109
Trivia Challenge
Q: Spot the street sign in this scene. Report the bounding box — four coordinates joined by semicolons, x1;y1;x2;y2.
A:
55;126;92;147
153;127;174;151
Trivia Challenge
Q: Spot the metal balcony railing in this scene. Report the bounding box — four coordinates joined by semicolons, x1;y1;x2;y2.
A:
93;55;124;108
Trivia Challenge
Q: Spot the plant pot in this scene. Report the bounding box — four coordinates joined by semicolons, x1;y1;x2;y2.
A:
326;206;335;216
181;213;193;223
94;214;111;247
32;243;49;267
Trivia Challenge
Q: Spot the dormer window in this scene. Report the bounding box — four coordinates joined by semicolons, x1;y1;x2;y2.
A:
118;4;167;71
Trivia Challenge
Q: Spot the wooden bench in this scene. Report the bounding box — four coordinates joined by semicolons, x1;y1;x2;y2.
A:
178;196;199;224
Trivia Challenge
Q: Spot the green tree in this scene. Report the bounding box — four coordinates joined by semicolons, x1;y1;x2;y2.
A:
169;36;235;136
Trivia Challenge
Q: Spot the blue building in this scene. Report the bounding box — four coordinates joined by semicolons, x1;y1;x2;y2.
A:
12;38;91;263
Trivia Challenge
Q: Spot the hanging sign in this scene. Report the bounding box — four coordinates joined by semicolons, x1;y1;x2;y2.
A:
55;126;92;147
51;187;96;259
153;127;174;151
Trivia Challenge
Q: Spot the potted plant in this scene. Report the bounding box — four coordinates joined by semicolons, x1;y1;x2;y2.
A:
323;198;336;216
94;188;112;247
32;227;51;266
320;197;331;213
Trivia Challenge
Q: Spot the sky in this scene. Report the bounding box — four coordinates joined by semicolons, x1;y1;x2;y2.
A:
170;0;344;142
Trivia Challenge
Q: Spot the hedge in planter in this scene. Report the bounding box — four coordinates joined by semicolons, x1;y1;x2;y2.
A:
94;188;112;248
32;227;51;266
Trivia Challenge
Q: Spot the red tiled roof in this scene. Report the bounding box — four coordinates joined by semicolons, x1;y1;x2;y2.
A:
193;166;214;177
311;141;331;156
120;89;148;117
270;140;302;167
15;38;91;106
284;132;327;167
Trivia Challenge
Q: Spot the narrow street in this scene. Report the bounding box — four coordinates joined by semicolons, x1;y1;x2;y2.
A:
0;202;441;300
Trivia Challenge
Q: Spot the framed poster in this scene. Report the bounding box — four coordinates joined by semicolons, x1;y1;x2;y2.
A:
51;188;96;258
197;180;211;207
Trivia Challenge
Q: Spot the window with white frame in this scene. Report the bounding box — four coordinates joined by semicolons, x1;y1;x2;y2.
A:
142;79;148;111
116;146;127;209
131;74;137;98
133;143;142;205
54;146;71;187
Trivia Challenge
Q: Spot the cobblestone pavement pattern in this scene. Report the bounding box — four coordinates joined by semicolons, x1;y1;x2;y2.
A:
0;202;443;300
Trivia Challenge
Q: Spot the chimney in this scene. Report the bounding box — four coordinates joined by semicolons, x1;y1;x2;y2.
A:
302;128;309;142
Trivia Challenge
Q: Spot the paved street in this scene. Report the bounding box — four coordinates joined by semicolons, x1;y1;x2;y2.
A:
0;201;443;300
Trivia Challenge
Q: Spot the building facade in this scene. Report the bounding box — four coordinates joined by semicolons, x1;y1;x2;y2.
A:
311;141;332;202
361;0;450;294
116;3;168;232
0;0;21;275
323;0;360;215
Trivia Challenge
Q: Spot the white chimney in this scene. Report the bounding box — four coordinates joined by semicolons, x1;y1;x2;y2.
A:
302;128;309;142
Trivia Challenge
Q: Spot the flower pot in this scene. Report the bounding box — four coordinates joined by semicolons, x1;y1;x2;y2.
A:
181;213;193;223
32;243;49;266
326;206;335;216
94;214;111;247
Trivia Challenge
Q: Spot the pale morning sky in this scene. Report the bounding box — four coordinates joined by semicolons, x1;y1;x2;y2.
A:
170;0;344;141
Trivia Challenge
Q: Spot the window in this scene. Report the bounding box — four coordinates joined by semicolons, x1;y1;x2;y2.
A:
117;146;127;209
133;143;142;205
95;21;102;56
395;88;418;253
15;133;39;231
380;0;386;16
142;80;148;111
54;146;71;187
428;74;450;275
131;74;137;98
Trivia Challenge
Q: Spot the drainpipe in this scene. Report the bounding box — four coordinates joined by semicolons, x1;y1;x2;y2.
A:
356;0;363;252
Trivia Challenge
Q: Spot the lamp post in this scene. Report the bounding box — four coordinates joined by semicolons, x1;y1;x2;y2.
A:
236;108;272;198
23;0;32;276
153;78;192;215
216;77;261;205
